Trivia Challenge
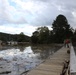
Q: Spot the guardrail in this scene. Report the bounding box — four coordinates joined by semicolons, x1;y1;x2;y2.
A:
70;44;76;75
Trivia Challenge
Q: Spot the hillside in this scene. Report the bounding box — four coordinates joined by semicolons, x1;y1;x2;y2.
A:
0;32;30;42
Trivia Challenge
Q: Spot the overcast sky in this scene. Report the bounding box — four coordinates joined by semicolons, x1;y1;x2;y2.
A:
0;0;76;36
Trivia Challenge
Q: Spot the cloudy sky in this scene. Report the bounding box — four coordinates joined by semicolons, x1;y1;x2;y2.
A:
0;0;76;36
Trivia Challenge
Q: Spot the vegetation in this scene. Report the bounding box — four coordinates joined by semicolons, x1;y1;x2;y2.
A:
31;14;74;44
71;29;76;44
31;26;49;44
0;32;30;42
0;14;76;44
52;14;73;43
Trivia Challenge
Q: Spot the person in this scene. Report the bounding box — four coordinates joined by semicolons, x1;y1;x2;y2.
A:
65;39;70;48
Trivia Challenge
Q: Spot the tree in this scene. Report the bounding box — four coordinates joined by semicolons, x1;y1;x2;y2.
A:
37;26;49;43
31;31;39;43
52;14;73;43
71;29;76;43
18;32;26;42
31;26;50;44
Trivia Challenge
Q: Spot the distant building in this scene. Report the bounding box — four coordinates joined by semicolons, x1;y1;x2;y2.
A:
8;41;18;45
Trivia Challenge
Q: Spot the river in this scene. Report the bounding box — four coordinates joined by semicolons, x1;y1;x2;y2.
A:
0;45;62;75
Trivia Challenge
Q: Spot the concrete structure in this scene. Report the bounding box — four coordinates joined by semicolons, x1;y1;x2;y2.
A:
70;45;76;75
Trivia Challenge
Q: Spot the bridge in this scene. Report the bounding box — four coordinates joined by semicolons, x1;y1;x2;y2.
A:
26;44;76;75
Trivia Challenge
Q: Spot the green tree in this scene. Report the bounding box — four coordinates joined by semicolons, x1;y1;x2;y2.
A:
31;26;50;44
72;29;76;43
18;32;26;42
52;14;73;43
31;31;39;43
37;26;49;43
48;31;54;43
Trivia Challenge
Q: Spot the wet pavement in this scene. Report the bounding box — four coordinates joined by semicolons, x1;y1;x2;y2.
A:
0;45;61;75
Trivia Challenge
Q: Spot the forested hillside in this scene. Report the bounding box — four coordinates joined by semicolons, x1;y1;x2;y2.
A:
0;32;30;42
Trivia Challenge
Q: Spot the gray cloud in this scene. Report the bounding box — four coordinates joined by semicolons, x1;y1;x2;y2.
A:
0;0;76;29
0;0;27;25
0;0;76;36
31;0;76;27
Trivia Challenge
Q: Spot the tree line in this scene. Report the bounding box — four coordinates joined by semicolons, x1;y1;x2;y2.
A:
0;32;30;43
31;14;75;44
0;14;76;44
